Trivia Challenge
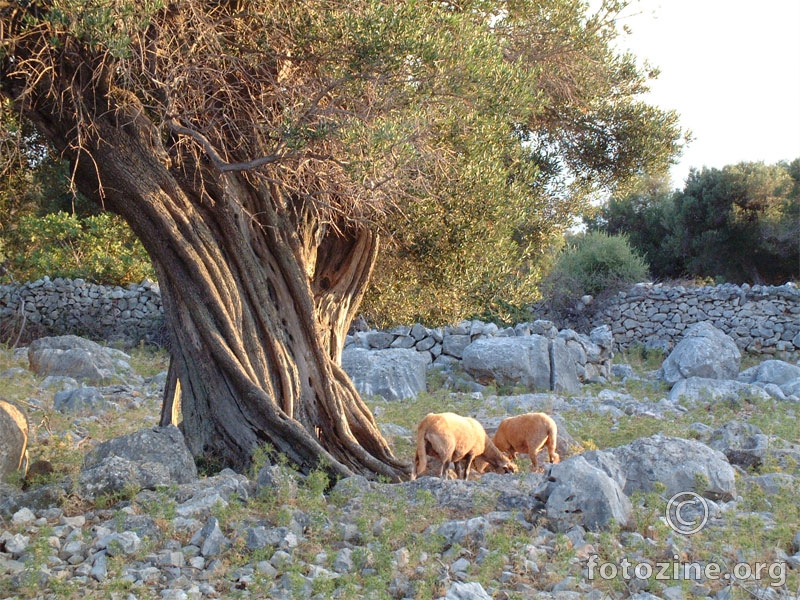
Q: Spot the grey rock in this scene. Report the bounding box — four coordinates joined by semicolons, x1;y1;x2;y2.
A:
0;401;27;483
96;531;142;556
708;421;771;468
435;516;491;548
534;455;632;532
606;434;736;501
442;334;472;359
744;473;796;496
462;335;551;390
589;324;614;350
54;386;110;413
192;517;229;557
28;335;129;382
661;322;741;385
83;425;196;484
668;377;771;405
611;364;634;380
256;465;298;499
333;547;354;573
341;347;428;401
90;551;108;582
442;581;492;600
737;360;800;389
550;337;581;395
79;455;171;498
783;378;800;398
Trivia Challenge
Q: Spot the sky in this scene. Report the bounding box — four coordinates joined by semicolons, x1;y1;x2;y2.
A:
612;0;800;187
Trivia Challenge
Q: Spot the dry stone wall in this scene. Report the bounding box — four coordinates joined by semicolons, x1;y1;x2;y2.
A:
587;282;800;355
1;278;798;357
0;277;165;345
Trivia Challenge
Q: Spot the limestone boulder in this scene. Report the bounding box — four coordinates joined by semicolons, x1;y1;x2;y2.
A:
461;335;551;391
0;401;28;483
533;455;632;532
738;360;800;398
83;425;197;488
342;347;429;401
661;322;741;385
599;434;736;501
28;335;132;382
668;377;771;405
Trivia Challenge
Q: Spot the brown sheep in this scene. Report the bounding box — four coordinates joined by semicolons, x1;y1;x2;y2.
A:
411;412;517;480
492;412;560;472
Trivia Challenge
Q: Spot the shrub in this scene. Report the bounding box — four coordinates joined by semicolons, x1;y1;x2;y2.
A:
1;211;154;285
540;231;649;315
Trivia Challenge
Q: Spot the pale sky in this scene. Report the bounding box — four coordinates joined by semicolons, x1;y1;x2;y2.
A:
613;0;800;187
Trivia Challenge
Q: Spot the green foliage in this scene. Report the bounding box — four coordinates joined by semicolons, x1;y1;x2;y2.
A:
539;231;649;313
591;160;800;284
2;211;154;285
2;1;683;325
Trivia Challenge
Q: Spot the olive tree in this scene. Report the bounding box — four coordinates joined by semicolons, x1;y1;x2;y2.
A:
1;0;682;478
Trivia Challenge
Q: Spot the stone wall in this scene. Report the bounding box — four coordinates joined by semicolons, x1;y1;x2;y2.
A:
587;282;800;355
1;278;798;356
0;277;165;346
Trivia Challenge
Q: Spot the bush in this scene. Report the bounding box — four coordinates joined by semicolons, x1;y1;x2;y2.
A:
1;211;154;285
540;231;649;315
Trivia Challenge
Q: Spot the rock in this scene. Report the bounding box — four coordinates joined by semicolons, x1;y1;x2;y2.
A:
28;335;130;382
737;360;800;392
435;516;491;548
192;517;229;557
53;386;110;413
661;322;741;385
668;377;771;405
341;347;428;401
83;425;197;485
602;434;736;501
255;465;298;500
744;473;796;496
534;456;632;532
611;364;634;380
79;455;172;498
550;337;581;395
442;581;492;600
442;334;472;359
462;335;551;390
708;421;771;469
0;401;27;483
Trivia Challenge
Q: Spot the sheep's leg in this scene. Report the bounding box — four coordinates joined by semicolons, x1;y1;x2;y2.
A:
462;453;475;481
528;438;542;472
546;434;560;464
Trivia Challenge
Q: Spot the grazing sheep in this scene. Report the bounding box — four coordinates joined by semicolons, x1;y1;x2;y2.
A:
412;412;517;480
492;412;560;472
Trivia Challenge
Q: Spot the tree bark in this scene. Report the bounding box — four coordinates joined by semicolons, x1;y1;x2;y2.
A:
3;53;410;481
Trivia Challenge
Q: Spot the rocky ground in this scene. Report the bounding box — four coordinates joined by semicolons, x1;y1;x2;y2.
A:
1;333;800;600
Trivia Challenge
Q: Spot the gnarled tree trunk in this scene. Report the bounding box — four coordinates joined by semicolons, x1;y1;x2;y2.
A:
2;46;409;481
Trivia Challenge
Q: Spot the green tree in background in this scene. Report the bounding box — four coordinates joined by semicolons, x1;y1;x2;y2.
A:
591;160;800;284
1;99;153;284
1;0;682;476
